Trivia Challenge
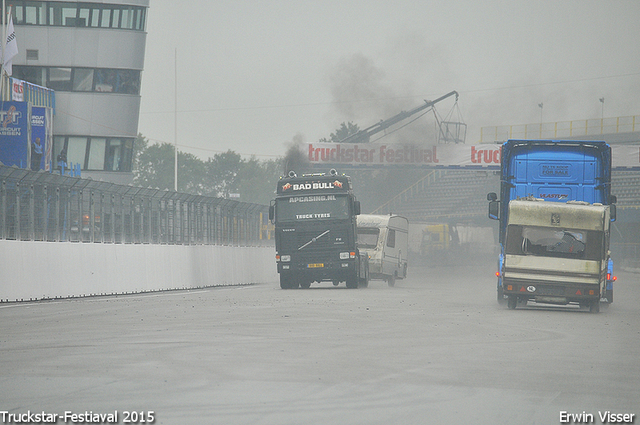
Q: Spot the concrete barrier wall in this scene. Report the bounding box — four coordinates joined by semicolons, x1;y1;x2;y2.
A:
0;240;278;302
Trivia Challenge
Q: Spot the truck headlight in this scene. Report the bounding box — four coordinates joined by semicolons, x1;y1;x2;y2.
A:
340;252;350;260
281;255;291;262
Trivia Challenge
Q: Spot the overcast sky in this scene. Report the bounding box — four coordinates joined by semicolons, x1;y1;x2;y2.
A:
137;0;640;160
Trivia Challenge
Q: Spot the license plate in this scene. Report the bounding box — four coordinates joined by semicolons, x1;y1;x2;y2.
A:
307;263;324;268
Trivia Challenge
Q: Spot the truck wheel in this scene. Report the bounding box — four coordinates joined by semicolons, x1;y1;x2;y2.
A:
280;275;291;289
346;273;358;289
358;264;369;288
300;281;311;289
507;295;517;310
387;274;396;287
589;299;600;314
497;282;507;305
332;281;340;286
606;289;613;304
280;275;298;289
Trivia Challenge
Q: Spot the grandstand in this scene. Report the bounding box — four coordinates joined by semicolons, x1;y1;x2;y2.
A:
612;170;640;207
370;169;499;223
368;164;640;268
370;165;640;222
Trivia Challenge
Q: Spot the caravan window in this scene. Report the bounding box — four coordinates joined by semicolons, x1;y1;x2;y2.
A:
357;228;379;248
506;225;603;261
387;229;396;248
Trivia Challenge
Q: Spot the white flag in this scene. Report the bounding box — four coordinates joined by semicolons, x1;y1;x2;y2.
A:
3;11;19;76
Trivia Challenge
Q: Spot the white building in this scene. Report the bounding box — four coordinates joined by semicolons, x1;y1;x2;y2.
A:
8;0;149;184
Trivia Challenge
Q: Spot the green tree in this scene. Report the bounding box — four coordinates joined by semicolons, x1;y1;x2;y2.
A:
319;121;360;143
236;157;283;205
133;135;283;204
133;136;175;190
204;150;244;198
133;135;206;193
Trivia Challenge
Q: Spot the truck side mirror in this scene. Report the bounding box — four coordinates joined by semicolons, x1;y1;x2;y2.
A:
488;200;500;220
610;203;616;222
487;192;497;202
268;204;275;222
354;200;361;215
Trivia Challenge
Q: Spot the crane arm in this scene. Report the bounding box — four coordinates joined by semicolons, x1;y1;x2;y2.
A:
338;90;459;144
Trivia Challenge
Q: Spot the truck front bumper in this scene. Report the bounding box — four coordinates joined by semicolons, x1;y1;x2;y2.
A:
278;259;356;281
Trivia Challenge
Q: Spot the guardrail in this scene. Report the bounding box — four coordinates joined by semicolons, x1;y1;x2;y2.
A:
480;115;640;143
0;164;272;246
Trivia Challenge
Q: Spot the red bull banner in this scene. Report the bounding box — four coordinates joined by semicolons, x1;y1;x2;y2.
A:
306;142;640;169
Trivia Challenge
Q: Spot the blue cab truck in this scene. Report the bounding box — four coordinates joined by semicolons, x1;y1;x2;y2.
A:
269;170;369;289
487;140;617;306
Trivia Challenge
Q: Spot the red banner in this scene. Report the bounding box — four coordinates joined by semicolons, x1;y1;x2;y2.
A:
306;143;640;169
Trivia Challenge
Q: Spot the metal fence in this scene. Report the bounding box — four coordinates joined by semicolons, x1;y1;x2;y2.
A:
480;115;640;143
0;165;273;246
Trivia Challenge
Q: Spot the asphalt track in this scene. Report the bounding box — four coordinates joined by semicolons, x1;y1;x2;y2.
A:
1;261;639;425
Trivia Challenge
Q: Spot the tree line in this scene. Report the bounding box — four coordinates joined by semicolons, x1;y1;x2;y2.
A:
132;135;283;206
132;124;428;211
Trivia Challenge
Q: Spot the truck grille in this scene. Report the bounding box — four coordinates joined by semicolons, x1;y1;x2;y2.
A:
290;230;332;251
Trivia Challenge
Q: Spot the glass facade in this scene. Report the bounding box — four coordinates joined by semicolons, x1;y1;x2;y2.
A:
8;1;146;31
54;136;134;172
13;66;141;95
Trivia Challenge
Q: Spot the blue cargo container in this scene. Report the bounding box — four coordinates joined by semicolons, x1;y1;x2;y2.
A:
487;140;616;305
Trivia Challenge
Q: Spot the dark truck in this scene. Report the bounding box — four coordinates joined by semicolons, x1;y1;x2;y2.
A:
269;170;368;289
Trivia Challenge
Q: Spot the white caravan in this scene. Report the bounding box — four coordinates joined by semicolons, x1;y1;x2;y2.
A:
501;198;612;313
356;214;409;286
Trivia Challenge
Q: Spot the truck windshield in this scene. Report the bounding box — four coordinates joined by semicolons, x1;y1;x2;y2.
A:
506;225;603;260
357;228;379;248
276;194;350;223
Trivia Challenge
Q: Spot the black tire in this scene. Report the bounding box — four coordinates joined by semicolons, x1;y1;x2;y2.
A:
497;285;507;305
590;299;600;314
280;274;299;289
346;273;358;289
507;295;517;310
279;275;291;289
358;264;369;288
605;288;613;304
387;274;396;287
300;281;311;289
332;281;340;286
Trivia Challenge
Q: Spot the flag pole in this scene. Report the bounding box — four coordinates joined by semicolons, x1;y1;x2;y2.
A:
1;0;6;99
174;47;178;192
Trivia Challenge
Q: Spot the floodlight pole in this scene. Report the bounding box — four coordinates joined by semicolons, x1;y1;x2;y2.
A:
174;47;178;192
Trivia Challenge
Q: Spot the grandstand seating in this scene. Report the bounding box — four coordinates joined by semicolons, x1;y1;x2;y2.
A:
372;168;640;223
612;170;640;207
371;169;499;222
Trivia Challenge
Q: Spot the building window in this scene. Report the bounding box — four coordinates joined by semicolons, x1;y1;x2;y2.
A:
48;67;72;91
13;66;46;86
6;1;146;31
72;68;94;92
48;2;78;26
14;66;141;95
24;1;46;25
67;136;88;168
54;136;134;172
87;138;106;170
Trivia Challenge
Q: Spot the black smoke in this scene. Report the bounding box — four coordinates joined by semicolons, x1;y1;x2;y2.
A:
283;133;310;176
